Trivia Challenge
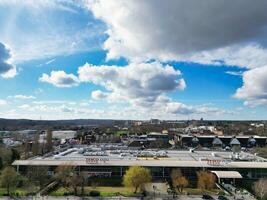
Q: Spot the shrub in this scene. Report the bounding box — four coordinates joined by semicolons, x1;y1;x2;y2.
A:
89;190;100;196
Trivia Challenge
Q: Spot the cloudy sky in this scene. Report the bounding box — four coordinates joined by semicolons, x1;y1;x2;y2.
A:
0;0;267;120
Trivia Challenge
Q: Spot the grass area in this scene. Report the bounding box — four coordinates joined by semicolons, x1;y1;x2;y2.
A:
176;188;222;195
0;187;38;196
114;130;129;136
49;187;69;196
50;186;137;197
50;186;223;197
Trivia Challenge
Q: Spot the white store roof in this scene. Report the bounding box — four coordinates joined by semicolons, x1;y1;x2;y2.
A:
211;171;242;179
12;149;267;169
12;159;267;169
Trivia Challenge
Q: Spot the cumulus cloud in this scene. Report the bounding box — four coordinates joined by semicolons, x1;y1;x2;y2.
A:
39;71;79;87
85;0;267;109
0;42;16;78
79;62;185;105
78;61;233;116
87;0;267;68
235;66;267;106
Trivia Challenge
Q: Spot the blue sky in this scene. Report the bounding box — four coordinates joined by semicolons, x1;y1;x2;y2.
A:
0;0;267;120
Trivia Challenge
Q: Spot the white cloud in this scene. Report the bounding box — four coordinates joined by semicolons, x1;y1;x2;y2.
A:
8;97;233;120
78;61;233;117
0;1;105;63
18;104;31;109
0;99;7;106
87;0;267;68
185;44;267;69
91;90;109;100
225;71;244;76
235;66;267;106
0;0;78;12
79;62;185;106
39;70;79;87
0;42;17;78
45;58;56;65
9;94;36;100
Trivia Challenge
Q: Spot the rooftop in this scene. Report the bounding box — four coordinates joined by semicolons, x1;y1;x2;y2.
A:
13;144;267;169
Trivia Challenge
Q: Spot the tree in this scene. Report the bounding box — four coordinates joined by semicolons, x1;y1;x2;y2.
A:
253;178;267;200
68;173;85;196
11;148;20;163
55;165;87;195
46;130;53;152
79;171;87;196
27;166;49;188
32;134;40;156
171;169;189;193
0;157;2;170
0;166;19;195
197;170;216;190
55;164;75;188
23;141;30;159
123;166;152;193
0;147;12;165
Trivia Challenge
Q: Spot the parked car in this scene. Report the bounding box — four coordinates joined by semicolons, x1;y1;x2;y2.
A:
202;194;214;199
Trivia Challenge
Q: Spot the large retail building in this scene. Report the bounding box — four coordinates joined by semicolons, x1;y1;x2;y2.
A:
13;144;267;182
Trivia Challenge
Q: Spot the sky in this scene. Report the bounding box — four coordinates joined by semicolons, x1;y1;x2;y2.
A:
0;0;267;120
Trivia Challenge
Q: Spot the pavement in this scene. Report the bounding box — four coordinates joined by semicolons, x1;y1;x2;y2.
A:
0;195;235;200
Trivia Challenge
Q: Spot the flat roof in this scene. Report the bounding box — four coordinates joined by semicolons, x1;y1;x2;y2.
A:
211;171;242;179
12;148;267;169
12;159;267;169
178;134;267;139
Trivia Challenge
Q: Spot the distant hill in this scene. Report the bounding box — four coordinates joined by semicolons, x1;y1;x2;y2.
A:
0;118;128;131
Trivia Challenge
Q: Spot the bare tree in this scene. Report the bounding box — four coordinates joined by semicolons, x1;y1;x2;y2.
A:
45;130;53;152
27;166;49;188
171;169;189;193
253;179;267;200
197;170;216;190
32;134;40;156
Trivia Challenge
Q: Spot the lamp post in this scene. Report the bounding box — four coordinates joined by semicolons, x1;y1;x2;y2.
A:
153;185;157;199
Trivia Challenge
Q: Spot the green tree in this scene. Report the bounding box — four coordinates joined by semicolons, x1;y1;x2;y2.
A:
0;147;12;165
11;148;20;163
123;166;152;193
0;166;19;195
171;169;189;193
